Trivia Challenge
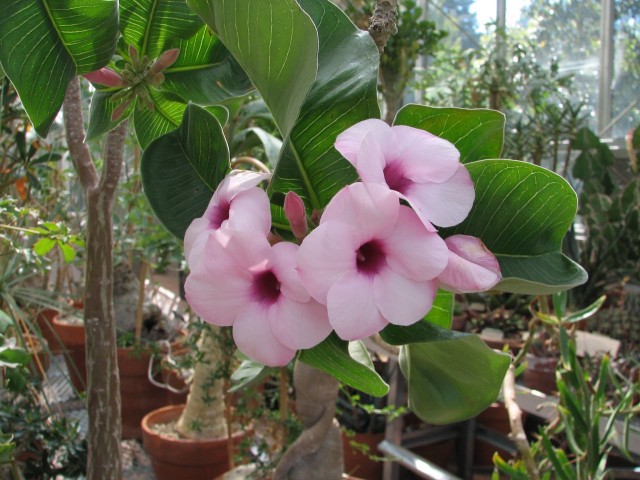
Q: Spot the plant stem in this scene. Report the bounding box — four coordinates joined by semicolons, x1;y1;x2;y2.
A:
503;364;540;479
274;362;343;480
63;76;125;480
368;0;398;53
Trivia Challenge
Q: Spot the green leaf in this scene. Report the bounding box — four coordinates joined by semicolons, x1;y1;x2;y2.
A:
58;243;76;263
232;127;283;168
0;310;13;334
86;91;136;142
394;105;505;163
0;345;30;366
120;0;202;59
565;295;605;323
397;324;510;424
161;25;253;105
33;238;56;257
0;0;118;135
229;358;275;393
269;0;379;214
141;104;229;238
187;0;319;138
133;90;189;149
299;333;389;397
443;159;587;294
571;127;600;150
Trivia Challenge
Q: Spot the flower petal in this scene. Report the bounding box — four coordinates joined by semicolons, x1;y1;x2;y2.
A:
326;273;388;340
321;182;399;240
233;304;296;367
269;297;332;350
384;206;449;280
268;241;309;302
373;269;438;326
439;235;501;293
222;170;271;198
226;187;271;235
392;126;460;183
405;164;475;228
296;222;359;303
335;119;397;164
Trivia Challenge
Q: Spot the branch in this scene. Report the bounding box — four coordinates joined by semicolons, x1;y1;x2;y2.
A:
503;364;539;479
368;0;398;53
99;120;128;197
62;77;98;191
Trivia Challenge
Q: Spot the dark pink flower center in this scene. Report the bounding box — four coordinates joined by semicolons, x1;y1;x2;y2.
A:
383;162;412;195
356;240;386;276
208;200;231;229
252;270;281;305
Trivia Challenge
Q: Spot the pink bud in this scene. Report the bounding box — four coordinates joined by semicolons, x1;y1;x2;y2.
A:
83;68;124;87
284;191;308;240
149;48;180;77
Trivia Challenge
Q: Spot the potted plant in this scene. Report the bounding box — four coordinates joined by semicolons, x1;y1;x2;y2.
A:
141;323;248;480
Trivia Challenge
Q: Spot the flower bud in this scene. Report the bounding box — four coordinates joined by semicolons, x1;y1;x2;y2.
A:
148;48;180;77
284;191;308;240
83;68;124;87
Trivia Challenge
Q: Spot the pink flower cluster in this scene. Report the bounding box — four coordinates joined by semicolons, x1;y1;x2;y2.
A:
184;120;501;366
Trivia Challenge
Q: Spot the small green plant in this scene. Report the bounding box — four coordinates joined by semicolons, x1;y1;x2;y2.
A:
494;293;640;479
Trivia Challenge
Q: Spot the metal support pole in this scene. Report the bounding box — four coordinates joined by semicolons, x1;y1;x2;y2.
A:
598;0;615;137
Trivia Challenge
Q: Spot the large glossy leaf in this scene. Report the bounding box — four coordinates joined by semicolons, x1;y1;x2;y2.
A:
161;25;253;105
299;333;389;397
120;0;202;59
0;0;118;135
268;0;380;216
394;105;505;163
396;324;510;424
441;159;587;294
141;104;229;238
133;90;187;149
187;0;319;138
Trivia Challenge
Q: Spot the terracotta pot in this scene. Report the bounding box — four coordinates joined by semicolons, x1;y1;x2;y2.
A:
51;318;188;438
522;353;558;395
51;316;87;391
142;404;245;480
474;402;527;467
118;347;187;439
342;431;384;480
35;308;64;354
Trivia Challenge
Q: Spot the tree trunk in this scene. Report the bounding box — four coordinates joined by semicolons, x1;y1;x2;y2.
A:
84;185;123;479
274;362;343;480
63;77;126;479
176;326;228;439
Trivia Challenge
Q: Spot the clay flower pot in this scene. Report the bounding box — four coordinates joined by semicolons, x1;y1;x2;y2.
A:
35;307;64;354
142;404;246;480
342;431;384;480
522;353;558;395
51;317;188;438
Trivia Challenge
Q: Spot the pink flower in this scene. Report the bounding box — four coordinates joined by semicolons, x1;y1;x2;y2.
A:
438;235;501;293
184;170;271;261
296;182;449;340
335;119;474;231
185;231;332;366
